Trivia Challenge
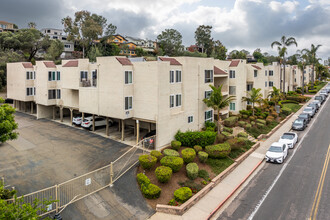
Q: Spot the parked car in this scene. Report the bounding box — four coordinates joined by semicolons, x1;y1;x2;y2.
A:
298;113;311;124
72;113;92;126
307;103;319;112
320;89;329;94
278;132;298;149
315;95;325;104
265;142;289;164
319;91;328;97
292;118;307;131
311;100;321;108
81;116;113;130
303;107;316;118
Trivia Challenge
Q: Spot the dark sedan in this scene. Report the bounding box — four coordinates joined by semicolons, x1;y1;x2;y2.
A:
292;119;307;131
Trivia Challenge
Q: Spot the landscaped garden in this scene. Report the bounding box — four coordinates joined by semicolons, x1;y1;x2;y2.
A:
296;80;327;95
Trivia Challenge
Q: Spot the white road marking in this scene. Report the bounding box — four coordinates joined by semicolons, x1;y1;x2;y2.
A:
248;94;329;220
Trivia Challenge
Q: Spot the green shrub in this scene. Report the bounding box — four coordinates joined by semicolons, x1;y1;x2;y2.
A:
216;133;226;143
222;131;234;139
245;123;252;129
160;156;184;172
223;117;238;127
139;155;157;170
238;121;246;127
251;121;256;126
155;166;172;183
163;149;180;157
141;183;161;199
186;163;199;180
175;130;216;148
150;150;162;161
181;148;196;163
249;116;256;121
205;143;231;158
239;110;252;116
266;116;275;124
242;114;248;119
205;121;216;129
174;187;193;203
286;96;307;103
256;123;265;129
223;127;233;134
198;169;210;180
268;101;275;106
256;119;266;125
206;127;215;132
198;151;208;163
296;88;302;94
281;107;291;116
226;138;242;150
279;100;299;105
260;113;268;119
193;145;203;153
237;137;249;146
171;140;181;151
137;173;150;186
237;132;248;138
308;89;317;93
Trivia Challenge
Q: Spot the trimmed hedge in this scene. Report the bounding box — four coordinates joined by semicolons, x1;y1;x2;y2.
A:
205;143;231;158
198;151;208;163
242;114;248;119
223;127;233;134
216;133;226;143
227;138;242;150
281;107;291;115
249;116;256;121
155;166;172;183
150;150;162;161
251;121;256;126
137;173;150;186
141;183;161;199
222;131;234;139
174;187;193;203
256;119;266;125
181;148;196;163
163;149;180;157
308;89;317;93
286;96;307;103
256;123;265;129
193;145;203;153
279;100;299;105
239;110;252;116
266;116;275;124
139;155;157;170
237;132;248;138
171;140;181;151
186;163;199;180
245;123;252;129
238;121;246;127
223;117;238;127
175;130;216;148
160;156;184;172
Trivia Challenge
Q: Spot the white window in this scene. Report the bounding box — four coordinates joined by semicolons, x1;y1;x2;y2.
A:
26;71;35;80
229;86;236;95
64;44;71;48
57;89;61;99
205;70;213;83
188;116;193;123
265;81;267;87
205;90;212;99
48;71;56;81
169;70;174;83
170;95;175;108
80;71;88;81
57;71;60;81
254;70;258;77
176;94;182;107
230;102;236;111
125;71;133;84
26;87;34;96
229;70;235;78
205;110;213;122
176;70;182;83
48;90;56;99
269;81;274;87
269;70;274;76
247;84;253;91
125;96;133;110
265;70;267;76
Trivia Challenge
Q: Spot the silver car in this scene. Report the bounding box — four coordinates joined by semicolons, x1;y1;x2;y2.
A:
303;107;316;117
311;100;321;108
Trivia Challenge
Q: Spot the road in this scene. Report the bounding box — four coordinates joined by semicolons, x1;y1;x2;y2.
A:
217;96;330;220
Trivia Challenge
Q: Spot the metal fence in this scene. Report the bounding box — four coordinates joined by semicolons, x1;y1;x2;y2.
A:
5;136;155;216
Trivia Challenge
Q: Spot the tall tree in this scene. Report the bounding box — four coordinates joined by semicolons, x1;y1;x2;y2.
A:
157;29;183;56
241;88;263;116
268;86;284;105
28;22;36;29
229;50;247;59
203;84;235;134
271;36;298;92
0;98;18;143
297;49;309;95
45;39;64;61
195;25;213;56
302;44;322;86
213;40;227;60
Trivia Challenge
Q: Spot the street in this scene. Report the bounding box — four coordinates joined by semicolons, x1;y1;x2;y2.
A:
217;96;330;220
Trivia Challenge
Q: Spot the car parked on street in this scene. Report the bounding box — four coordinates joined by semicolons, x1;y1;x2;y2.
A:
307;103;319;112
265;142;289;164
303;107;316;118
292;118;307;131
81;116;113;130
315;95;325;104
320;89;329;94
298;113;311;124
311;100;321;108
319;91;328;97
278;132;298;149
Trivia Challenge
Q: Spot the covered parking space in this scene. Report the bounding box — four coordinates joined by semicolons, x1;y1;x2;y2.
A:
14;100;37;115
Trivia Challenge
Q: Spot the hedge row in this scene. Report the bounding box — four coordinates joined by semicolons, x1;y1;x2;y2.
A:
175;130;216;148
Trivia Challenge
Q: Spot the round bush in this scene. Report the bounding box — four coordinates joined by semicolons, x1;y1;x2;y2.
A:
198;151;208;163
266;116;275;124
242;114;248;119
193;145;203;153
136;173;150;186
174;187;192;203
222;131;234;139
205;143;231;158
160;156;184;172
163;149;180;157
150;150;163;161
237;132;248;138
181;148;196;163
155;166;172;183
237;137;249;146
251;121;256;126
249;116;256;121
257;123;265;129
223;117;238;127
245;123;252;129
238;121;246;127
139;155;157;170
141;183;161;199
171;140;181;151
226;138;241;150
216;133;226;143
186;163;199;180
223;127;233;134
256;119;266;125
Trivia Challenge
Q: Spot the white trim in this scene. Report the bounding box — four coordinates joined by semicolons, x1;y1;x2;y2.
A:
124;96;133;110
124;70;133;85
175;70;182;83
175;93;182;107
169;94;175;108
169;70;175;84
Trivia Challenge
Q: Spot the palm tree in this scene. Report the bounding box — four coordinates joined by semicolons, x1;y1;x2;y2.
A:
241;88;263;116
297;50;309;95
203;84;235;134
268;86;284;105
302;44;322;87
271;36;298;92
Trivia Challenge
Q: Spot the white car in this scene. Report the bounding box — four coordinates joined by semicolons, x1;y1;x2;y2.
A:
72;113;92;126
265;142;289;164
278;132;298;149
81;116;113;130
311;100;321;108
319;91;328;98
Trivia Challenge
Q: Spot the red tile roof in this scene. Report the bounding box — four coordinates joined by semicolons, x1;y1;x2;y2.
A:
22;63;33;69
43;61;56;68
159;57;182;65
116;57;133;65
214;66;227;75
63;60;78;67
251;64;262;70
229;60;239;67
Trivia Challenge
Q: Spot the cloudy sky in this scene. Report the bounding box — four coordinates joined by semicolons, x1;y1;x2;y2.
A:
1;0;330;60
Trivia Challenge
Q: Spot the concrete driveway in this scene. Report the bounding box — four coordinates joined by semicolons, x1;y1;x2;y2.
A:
0;112;154;219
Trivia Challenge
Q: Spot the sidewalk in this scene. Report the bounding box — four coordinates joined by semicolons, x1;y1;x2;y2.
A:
149;104;309;220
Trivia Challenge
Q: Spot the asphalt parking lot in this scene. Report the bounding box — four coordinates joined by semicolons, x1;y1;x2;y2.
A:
0;112;154;219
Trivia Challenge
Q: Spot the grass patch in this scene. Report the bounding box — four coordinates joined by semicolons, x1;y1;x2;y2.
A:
206;157;234;175
282;103;302;113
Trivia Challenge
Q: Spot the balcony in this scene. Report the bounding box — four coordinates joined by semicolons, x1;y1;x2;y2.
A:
80;79;91;87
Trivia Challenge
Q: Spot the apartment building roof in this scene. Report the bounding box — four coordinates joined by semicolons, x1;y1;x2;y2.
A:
229;60;240;67
159;57;182;65
43;61;56;68
22;63;33;69
214;66;227;75
251;64;262;70
116;57;133;65
63;60;78;67
0;21;12;24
